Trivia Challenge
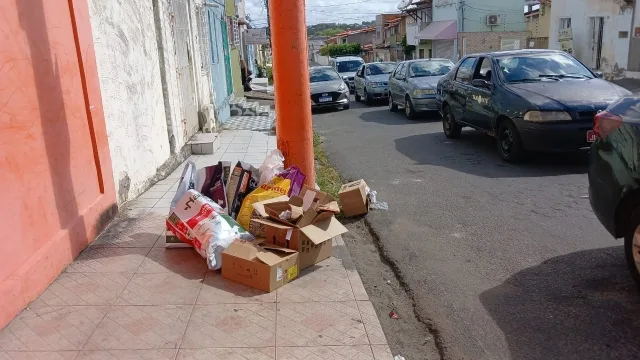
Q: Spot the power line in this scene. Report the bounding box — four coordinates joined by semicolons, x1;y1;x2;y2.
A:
306;0;369;8
306;9;384;15
463;3;526;14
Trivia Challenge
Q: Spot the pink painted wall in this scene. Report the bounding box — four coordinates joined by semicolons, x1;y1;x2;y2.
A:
0;0;116;328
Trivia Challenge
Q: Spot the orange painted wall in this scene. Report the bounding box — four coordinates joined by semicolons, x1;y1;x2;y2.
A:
0;0;116;328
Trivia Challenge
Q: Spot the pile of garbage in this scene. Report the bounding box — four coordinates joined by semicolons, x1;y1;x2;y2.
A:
163;150;383;292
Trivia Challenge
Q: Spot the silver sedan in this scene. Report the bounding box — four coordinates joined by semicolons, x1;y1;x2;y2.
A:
353;62;396;105
388;59;454;119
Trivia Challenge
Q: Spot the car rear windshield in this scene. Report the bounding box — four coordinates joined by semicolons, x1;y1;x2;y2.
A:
310;68;341;83
337;60;364;73
367;63;396;75
496;53;594;82
409;60;454;77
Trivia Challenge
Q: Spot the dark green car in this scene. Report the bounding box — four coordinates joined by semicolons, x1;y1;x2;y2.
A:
589;96;640;288
436;49;630;162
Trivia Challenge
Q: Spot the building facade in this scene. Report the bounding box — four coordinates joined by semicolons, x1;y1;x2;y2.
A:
402;0;527;62
0;0;251;328
525;0;551;49
548;0;639;79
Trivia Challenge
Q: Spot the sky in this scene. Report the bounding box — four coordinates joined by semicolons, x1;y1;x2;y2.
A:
245;0;533;27
245;0;400;27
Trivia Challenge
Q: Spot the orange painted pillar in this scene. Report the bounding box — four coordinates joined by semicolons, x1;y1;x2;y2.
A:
268;0;315;186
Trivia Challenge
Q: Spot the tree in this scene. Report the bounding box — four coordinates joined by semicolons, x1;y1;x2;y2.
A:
401;35;416;58
318;28;344;37
319;43;362;57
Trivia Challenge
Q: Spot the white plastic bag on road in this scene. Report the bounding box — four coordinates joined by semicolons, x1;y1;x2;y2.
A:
258;149;285;186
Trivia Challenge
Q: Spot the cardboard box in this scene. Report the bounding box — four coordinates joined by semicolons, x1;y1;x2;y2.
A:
338;179;369;217
221;240;299;292
252;186;348;269
248;195;290;237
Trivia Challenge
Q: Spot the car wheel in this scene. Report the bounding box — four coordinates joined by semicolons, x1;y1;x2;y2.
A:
355;90;361;102
497;119;525;162
389;94;398;112
405;96;417;120
442;106;462;139
364;88;373;105
625;209;640;290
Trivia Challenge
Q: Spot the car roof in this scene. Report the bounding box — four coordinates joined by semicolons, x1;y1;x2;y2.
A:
310;66;335;70
465;49;566;58
400;58;453;64
332;56;364;61
365;62;396;66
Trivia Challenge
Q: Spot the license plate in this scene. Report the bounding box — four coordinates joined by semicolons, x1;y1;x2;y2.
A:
319;96;332;103
586;130;597;142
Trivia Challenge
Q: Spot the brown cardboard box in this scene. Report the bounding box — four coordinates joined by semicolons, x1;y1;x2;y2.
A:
221;240;299;292
251;186;348;269
248;195;290;237
338;179;369;217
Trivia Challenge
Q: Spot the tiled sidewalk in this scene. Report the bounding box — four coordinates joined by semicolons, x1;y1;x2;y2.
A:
0;131;393;359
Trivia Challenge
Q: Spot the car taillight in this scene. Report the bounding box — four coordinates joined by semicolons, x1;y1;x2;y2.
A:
593;111;623;139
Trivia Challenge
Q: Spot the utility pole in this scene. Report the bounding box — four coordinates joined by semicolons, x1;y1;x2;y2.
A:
268;0;315;185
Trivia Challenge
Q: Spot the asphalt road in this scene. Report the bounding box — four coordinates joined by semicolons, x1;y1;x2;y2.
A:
312;98;640;360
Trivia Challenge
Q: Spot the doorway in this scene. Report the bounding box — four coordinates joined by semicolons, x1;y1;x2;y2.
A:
589;16;604;70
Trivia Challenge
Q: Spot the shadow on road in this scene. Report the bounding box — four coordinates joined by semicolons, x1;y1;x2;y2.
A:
480;246;640;360
359;108;441;125
395;130;588;178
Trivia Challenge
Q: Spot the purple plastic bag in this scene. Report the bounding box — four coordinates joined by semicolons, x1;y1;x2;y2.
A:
277;166;306;197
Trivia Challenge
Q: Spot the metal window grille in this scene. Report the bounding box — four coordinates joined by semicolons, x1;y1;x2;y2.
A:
232;18;240;46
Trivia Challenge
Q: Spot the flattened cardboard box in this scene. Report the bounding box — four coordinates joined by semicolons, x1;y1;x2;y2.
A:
338;179;369;217
221;240;299;292
251;186;348;269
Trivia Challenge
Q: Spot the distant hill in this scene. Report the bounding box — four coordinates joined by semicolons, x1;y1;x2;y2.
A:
307;21;375;38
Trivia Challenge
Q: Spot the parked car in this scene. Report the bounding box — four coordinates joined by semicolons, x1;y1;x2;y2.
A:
329;55;365;93
436;49;631;162
588;96;640;288
309;66;350;111
354;62;396;105
388;59;454;119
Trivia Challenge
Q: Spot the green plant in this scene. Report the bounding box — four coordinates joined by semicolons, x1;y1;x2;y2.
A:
266;65;273;85
401;34;416;57
319;43;362;57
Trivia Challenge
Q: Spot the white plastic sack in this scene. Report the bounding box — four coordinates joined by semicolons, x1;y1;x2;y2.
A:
258;149;285;186
166;189;254;270
166;161;197;248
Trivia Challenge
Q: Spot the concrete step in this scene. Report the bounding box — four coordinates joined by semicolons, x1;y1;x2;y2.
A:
221;115;275;131
257;105;271;116
230;97;266;116
229;97;247;105
187;132;221;155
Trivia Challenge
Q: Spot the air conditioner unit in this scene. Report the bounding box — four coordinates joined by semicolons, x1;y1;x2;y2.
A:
486;14;502;26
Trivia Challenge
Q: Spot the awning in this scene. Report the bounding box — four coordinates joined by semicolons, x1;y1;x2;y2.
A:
415;20;457;40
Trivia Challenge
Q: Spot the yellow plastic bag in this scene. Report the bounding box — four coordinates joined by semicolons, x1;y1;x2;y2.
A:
237;176;292;230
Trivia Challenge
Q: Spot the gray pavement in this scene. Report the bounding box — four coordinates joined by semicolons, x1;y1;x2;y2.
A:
312;99;640;360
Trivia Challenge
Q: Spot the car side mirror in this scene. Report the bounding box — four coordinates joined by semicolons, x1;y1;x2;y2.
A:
594;71;603;78
471;79;491;89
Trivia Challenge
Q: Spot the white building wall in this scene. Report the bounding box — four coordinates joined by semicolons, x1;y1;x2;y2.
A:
549;0;633;77
156;0;187;151
88;0;171;204
189;0;214;120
